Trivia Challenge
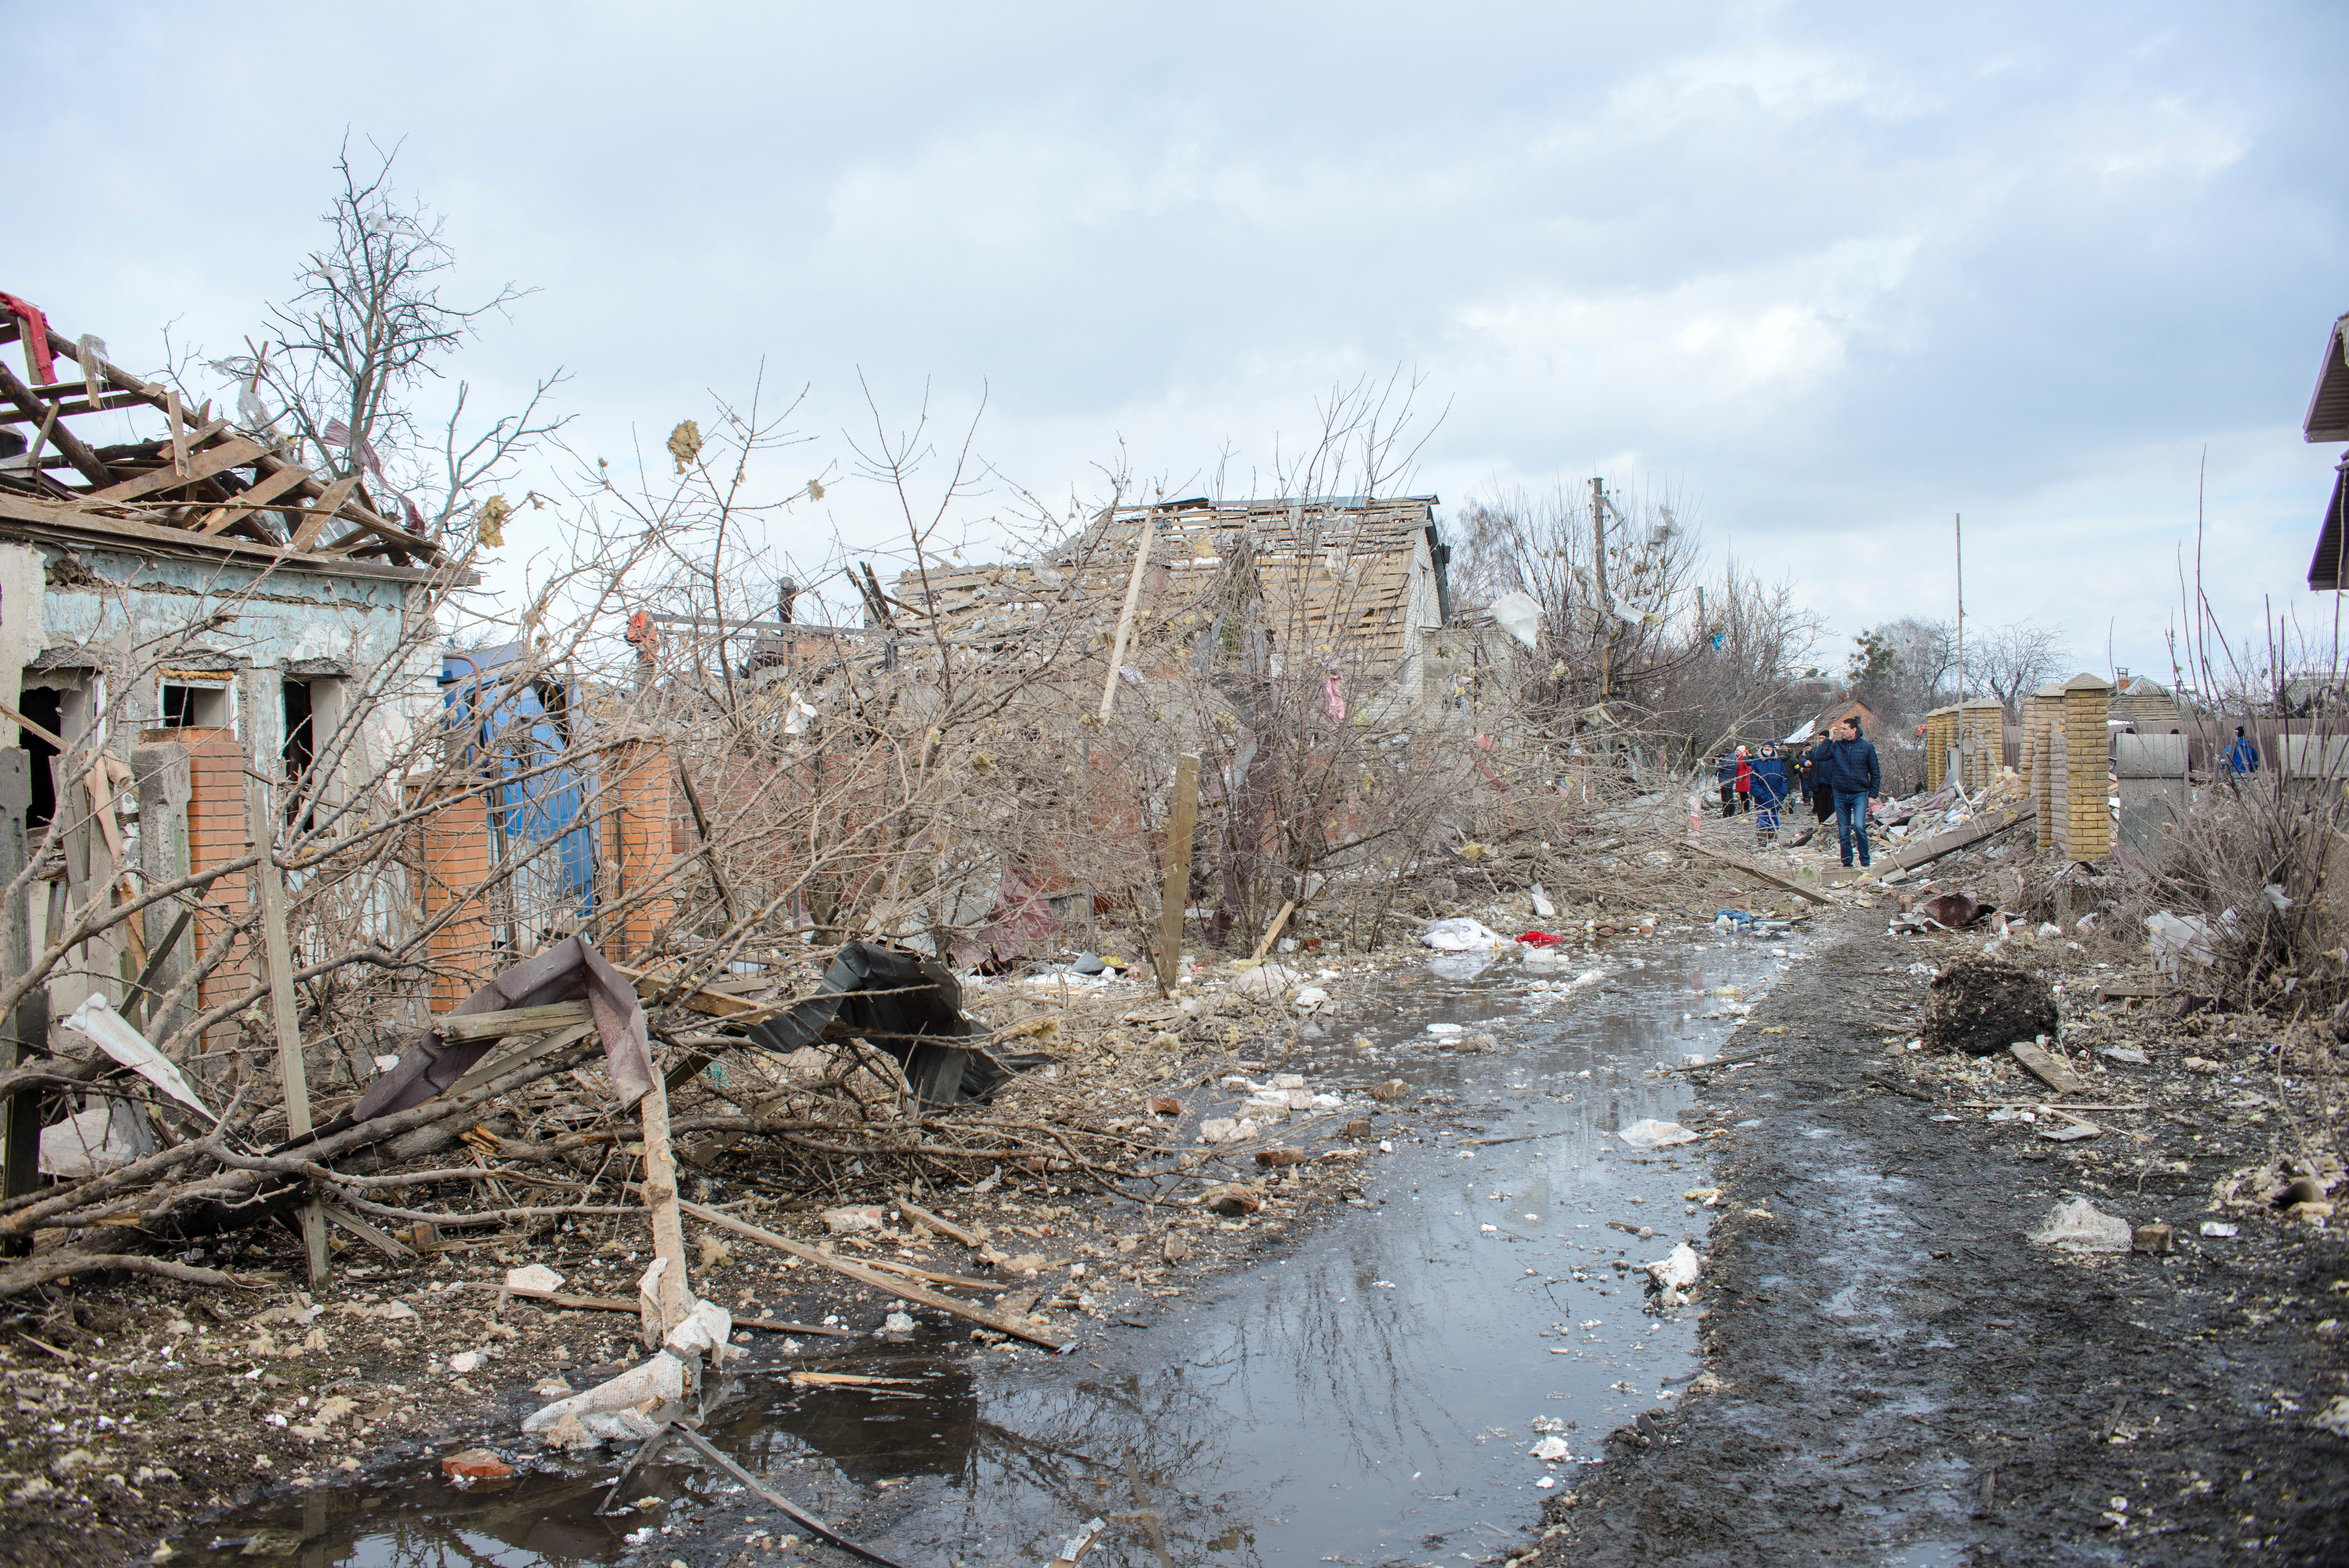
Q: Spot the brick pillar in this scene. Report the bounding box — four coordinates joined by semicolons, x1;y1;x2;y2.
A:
1960;699;2004;792
2026;684;2063;849
159;725;253;1049
609;740;675;959
2060;673;2114;859
414;779;498;1012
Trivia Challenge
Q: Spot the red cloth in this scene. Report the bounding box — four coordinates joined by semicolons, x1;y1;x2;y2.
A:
1518;931;1567;946
1735;755;1752;792
0;292;55;385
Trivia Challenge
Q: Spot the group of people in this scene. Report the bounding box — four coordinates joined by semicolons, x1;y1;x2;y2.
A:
1714;716;1883;867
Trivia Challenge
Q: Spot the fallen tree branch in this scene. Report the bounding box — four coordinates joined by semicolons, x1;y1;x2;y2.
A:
0;1251;255;1300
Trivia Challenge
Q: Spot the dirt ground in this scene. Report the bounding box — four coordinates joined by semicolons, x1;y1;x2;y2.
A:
0;1026;1379;1568
1528;908;2349;1567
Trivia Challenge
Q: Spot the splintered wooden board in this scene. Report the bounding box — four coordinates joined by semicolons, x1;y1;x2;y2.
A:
2009;1041;2087;1096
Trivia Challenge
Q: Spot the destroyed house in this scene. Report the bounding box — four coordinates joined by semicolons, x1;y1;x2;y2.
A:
1;296;455;1029
893;495;1490;699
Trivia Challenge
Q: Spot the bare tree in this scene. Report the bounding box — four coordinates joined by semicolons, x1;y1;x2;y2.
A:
1848;616;1955;719
1973;619;2070;712
204;140;569;548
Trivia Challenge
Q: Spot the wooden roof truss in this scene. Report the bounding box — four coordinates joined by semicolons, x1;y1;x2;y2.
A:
0;305;442;567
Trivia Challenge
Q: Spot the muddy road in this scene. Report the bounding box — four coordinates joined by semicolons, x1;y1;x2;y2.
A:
1529;918;2349;1568
169;927;1793;1566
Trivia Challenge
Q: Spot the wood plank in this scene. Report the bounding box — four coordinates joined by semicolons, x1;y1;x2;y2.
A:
2009;1041;2087;1096
893;1195;983;1249
284;474;360;552
87;435;262;503
1155;754;1200;993
243;691;328;1289
321;1203;417;1260
1682;840;1832;905
194;461;310;535
438;1001;595;1043
681;1198;1073;1351
1249;900;1297;962
850;1253;1001;1292
1885;804;2036;872
637;1071;694;1348
0;489;442;580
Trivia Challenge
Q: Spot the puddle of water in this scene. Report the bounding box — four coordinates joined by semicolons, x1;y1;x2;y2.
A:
183;931;1798;1566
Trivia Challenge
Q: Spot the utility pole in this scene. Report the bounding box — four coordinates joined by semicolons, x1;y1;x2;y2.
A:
1591;477;1611;702
1953;513;1965;702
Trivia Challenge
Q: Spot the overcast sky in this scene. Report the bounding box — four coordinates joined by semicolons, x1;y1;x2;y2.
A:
17;2;2347;684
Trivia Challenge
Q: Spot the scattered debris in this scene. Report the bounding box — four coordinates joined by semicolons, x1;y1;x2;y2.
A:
2029;1198;2133;1253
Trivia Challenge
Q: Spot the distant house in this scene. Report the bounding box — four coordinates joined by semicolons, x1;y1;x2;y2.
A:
2304;312;2349;590
2108;670;2185;729
896;495;1494;702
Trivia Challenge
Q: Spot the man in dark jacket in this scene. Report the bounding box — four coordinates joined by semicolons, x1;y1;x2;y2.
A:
1716;752;1738;817
1805;717;1883;867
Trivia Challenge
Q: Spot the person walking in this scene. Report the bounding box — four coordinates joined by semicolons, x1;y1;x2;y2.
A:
2224;726;2260;783
1806;716;1882;868
1717;750;1738;818
1734;746;1754;814
1748;743;1792;845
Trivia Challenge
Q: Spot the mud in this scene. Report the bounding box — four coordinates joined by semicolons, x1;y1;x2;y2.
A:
138;924;1793;1566
1529;914;2349;1568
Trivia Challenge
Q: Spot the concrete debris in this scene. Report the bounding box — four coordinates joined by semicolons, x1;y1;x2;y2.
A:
504;1264;565;1294
2029;1199;2132;1253
823;1206;887;1234
1643;1242;1702;1306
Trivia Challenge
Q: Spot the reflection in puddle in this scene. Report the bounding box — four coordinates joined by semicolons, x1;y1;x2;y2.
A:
184;932;1798;1566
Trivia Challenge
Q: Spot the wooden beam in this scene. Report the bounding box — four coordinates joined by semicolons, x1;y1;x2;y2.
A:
0;359;110;486
1098;516;1153;722
194;461;311;535
1883;803;2035;872
636;1071;694;1348
284;474;360;552
1681;840;1832;905
1155;753;1200;993
437;1001;595;1044
242;697;327;1288
893;1194;983;1249
87;435;263;504
681;1198;1073;1351
1249;900;1297;962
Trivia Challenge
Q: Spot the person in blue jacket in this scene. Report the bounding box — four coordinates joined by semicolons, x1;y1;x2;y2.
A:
1805;716;1882;868
2224;726;2259;783
1747;743;1793;845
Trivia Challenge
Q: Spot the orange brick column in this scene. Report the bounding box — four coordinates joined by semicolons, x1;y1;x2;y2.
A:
609;740;675;959
156;725;253;1050
414;779;499;1012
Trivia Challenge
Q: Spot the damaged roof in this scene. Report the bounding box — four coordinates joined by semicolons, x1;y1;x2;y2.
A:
893;495;1450;666
0;297;446;571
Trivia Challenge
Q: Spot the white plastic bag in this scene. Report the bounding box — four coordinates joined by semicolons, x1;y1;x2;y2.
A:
1618;1117;1700;1149
1422;918;1506;951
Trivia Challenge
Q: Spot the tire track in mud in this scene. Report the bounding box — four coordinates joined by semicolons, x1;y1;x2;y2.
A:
1525;916;2349;1568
